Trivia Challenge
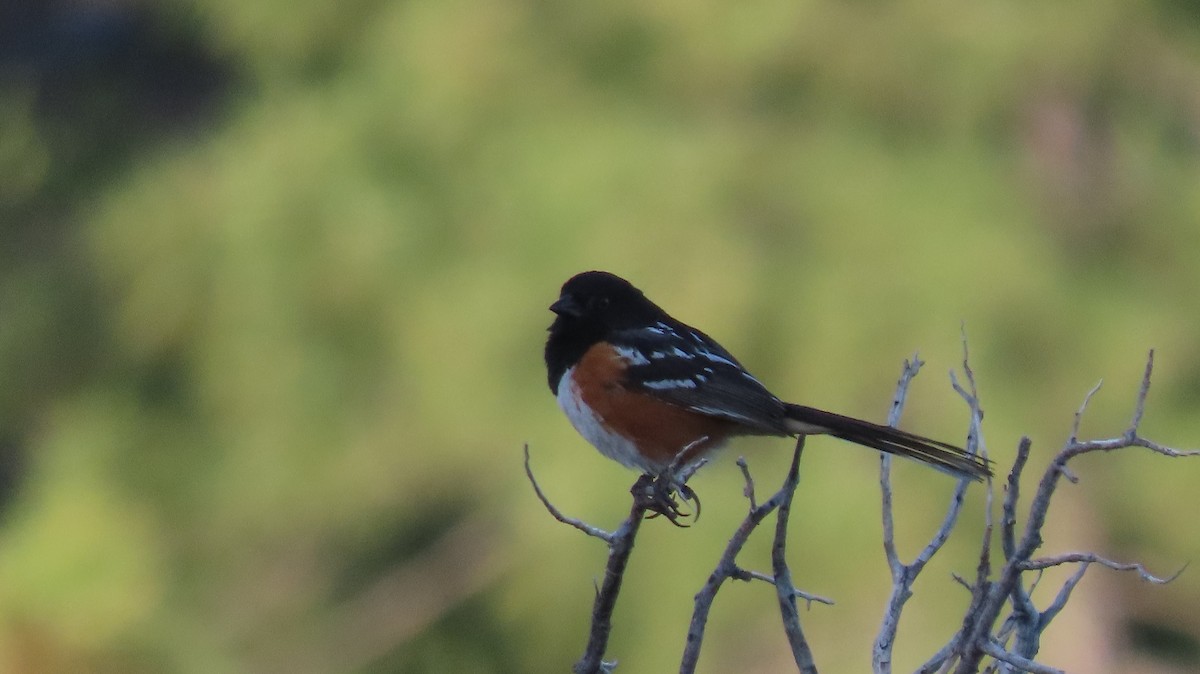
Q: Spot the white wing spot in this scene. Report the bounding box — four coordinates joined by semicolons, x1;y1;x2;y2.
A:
642;378;698;390
690;405;756;424
740;370;764;385
613;346;650;366
697;349;737;367
650;346;695;360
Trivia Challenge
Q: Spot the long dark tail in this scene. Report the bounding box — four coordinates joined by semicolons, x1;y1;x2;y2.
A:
783;404;991;481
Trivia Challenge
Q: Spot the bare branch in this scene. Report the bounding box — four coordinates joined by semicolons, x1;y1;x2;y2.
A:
889;353;927;426
881;354;924;578
1036;563;1090;630
914;637;959;674
1130;438;1200;458
953;352;1199;674
950;572;974;593
524;444;615;542
525;446;697;672
669;438;710;480
1128;349;1153;433
794;588;835;609
878;338;987;674
1020;553;1184;584
738;570;835;606
880;449;900;575
1069;381;1102;444
979;640;1064;674
875;354;923;674
773;437;819;673
737;456;757;511
1000;440;1038;662
572;476;654;674
681;442;817;674
682;553;743;672
1001;438;1032;561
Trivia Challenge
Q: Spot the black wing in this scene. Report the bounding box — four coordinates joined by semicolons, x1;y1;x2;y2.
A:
609;322;790;436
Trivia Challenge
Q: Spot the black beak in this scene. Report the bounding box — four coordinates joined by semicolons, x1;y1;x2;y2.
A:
549;294;582;317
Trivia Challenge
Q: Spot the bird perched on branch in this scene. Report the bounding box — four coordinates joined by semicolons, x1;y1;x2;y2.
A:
544;271;990;521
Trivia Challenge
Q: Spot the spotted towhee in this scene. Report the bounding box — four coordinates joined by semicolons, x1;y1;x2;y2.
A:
545;271;990;493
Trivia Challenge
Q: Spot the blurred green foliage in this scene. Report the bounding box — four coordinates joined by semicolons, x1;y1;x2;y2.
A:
2;0;1200;672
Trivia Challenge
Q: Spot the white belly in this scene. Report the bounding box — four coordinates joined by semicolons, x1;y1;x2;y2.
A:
556;368;656;473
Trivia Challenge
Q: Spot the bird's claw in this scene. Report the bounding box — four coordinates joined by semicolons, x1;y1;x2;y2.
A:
634;474;701;527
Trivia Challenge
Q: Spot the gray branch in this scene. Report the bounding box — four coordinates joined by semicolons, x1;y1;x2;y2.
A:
681;437;822;674
773;437;819;673
876;340;986;674
525;444;616;542
523;446;657;673
979;640;1063;674
1020;553;1184;584
950;349;1197;673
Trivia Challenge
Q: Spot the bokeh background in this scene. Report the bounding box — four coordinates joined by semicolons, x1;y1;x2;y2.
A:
3;0;1200;672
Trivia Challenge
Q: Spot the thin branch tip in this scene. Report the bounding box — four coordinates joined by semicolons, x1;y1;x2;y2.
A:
524;443;614;541
1130;349;1157;432
1070;380;1103;442
737;457;757;510
1021;553;1185;585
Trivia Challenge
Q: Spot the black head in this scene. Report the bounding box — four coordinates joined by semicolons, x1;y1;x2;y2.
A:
544;271;665;392
549;271;661;326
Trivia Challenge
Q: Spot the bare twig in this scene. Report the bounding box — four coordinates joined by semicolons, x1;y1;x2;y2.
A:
1129;350;1153;432
572;477;653;674
880;354;924;578
875;354;924;672
952;350;1198;674
914;636;960;674
876;339;985;674
738;570;834;606
998;438;1038;663
979;640;1064;674
681;493;778;674
1001;438;1033;562
793;588;836;609
773;437;818;673
681;439;823;674
737;456;758;511
571;438;721;672
1068;382;1103;444
1036;562;1090;632
524;443;696;673
1020;553;1184;584
524;445;615;541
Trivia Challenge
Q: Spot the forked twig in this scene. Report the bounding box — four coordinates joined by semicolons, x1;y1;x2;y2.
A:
950;350;1198;673
876;337;986;674
681;437;821;674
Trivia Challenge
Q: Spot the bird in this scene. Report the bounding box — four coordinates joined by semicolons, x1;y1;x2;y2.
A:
544;271;989;520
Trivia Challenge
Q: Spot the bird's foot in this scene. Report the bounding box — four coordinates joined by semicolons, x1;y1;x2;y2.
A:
634;473;701;527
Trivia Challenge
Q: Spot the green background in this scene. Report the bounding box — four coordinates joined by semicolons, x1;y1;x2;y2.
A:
2;0;1200;671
